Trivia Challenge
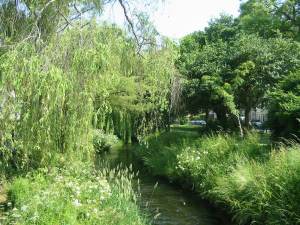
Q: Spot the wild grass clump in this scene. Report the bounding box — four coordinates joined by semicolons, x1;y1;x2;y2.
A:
136;129;300;224
214;146;300;224
175;133;270;194
4;161;147;225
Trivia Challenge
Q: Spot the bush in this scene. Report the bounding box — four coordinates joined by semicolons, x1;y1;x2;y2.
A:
93;130;119;153
136;128;199;177
4;161;147;225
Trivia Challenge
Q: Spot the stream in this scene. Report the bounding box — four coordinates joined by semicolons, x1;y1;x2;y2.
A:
97;146;229;225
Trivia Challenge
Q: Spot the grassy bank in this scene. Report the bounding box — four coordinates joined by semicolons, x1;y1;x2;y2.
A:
135;127;300;225
2;161;148;225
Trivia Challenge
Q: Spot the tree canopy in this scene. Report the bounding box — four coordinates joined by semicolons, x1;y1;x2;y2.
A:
177;6;300;135
0;0;177;173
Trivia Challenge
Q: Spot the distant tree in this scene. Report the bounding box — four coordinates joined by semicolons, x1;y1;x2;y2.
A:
268;71;300;140
239;0;300;40
205;14;238;42
176;15;238;125
177;14;300;131
177;30;242;133
231;34;300;126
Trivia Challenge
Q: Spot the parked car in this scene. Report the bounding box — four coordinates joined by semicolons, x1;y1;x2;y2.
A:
190;120;207;126
250;120;263;129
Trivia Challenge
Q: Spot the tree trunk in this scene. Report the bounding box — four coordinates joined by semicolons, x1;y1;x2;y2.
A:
245;107;251;128
214;107;228;128
167;110;171;132
205;109;209;122
236;114;244;138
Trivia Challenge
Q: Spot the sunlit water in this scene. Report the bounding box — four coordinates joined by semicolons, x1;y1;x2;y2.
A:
98;146;229;225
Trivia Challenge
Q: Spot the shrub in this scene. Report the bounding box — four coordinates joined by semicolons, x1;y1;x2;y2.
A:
176;133;269;193
93;130;119;153
136;128;199;177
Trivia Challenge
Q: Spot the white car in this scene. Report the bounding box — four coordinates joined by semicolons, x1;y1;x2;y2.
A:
190;120;207;126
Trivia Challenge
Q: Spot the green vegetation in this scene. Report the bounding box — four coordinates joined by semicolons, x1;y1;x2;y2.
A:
0;23;176;175
268;71;300;140
1;0;300;224
0;1;174;224
239;0;300;40
135;128;300;225
5;161;147;225
93;129;119;153
177;16;300;133
176;1;300;136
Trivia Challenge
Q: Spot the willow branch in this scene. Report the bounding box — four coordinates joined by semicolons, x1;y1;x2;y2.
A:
118;0;141;51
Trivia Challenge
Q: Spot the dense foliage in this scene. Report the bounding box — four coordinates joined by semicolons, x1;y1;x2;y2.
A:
1;0;300;224
239;0;300;40
0;23;176;175
268;71;300;139
93;129;119;153
0;1;176;223
177;3;300;136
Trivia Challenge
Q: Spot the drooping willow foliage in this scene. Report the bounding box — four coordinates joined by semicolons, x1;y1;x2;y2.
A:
0;23;177;174
95;38;178;142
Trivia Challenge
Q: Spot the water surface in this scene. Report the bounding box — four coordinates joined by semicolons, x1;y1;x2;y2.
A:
98;147;229;225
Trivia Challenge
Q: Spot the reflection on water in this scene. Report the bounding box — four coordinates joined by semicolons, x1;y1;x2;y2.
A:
139;176;224;225
97;146;229;225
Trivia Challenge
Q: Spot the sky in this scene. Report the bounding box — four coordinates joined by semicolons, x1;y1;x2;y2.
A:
102;0;241;40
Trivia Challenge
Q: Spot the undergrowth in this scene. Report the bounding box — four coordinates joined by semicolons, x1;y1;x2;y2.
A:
3;161;148;225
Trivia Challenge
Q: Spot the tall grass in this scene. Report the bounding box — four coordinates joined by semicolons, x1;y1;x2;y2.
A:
135;129;300;224
3;161;148;225
214;146;300;224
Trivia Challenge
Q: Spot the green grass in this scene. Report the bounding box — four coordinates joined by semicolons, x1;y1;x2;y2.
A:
3;161;148;225
135;129;300;225
214;147;300;224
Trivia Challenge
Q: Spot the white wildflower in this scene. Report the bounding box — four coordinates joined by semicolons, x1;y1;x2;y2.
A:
73;199;81;207
21;205;28;212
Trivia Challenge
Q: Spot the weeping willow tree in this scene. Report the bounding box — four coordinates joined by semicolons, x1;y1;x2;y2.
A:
0;27;102;171
94;34;178;143
0;22;177;174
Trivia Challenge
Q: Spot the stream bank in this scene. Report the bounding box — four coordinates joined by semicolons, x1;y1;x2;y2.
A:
98;145;229;225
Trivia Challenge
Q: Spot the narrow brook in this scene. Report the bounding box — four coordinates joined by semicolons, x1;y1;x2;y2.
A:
97;146;230;225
